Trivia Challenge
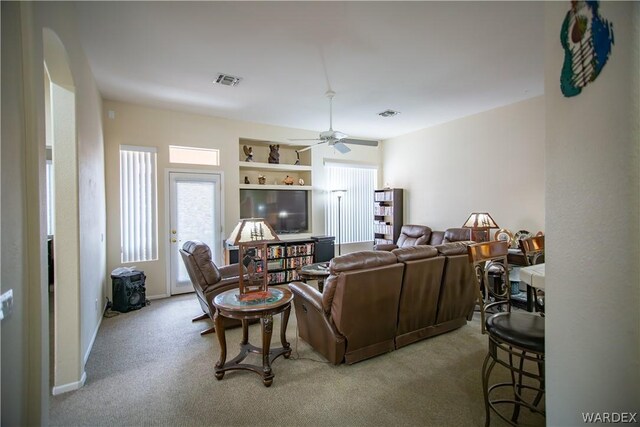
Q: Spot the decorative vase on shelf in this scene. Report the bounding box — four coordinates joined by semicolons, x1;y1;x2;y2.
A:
283;175;294;185
298;178;305;186
244;176;250;184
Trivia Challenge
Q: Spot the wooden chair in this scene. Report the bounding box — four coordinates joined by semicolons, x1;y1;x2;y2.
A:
468;241;545;426
467;240;511;335
520;236;545;313
520;235;545;266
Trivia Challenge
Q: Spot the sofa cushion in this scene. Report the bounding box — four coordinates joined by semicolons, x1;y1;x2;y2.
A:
329;251;397;273
434;241;474;256
443;228;472;243
392;245;438;262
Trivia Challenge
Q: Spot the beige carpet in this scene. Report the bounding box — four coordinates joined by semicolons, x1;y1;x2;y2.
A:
50;291;544;426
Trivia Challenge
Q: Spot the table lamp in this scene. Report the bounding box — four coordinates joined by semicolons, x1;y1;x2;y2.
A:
462;212;499;243
227;218;280;301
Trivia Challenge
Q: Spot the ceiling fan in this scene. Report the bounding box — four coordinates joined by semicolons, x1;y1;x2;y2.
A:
290;91;378;154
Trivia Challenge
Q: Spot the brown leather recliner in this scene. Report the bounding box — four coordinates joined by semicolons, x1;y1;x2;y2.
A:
179;240;244;335
289;251;404;364
374;224;432;251
392;246;446;348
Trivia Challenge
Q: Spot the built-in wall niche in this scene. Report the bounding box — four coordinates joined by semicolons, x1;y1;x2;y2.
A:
238;138;312;189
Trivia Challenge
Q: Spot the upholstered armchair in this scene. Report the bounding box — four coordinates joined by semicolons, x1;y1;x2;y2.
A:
179;240;245;335
374;224;432;251
289;251;404;364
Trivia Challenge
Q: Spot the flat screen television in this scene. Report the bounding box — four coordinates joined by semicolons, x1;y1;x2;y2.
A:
240;189;309;234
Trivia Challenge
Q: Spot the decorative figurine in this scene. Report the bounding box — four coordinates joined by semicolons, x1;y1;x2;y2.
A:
243;145;254;162
244;176;250;184
258;174;266;185
268;144;280;164
294;150;300;166
283;175;294;185
298;178;305;186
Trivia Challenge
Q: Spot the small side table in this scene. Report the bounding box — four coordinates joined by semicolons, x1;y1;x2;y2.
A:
298;262;331;292
212;287;293;387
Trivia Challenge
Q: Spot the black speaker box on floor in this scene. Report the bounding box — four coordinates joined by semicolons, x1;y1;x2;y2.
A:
111;270;146;313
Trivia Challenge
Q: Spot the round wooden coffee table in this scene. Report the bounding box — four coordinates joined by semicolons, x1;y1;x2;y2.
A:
212;287;293;387
298;262;331;292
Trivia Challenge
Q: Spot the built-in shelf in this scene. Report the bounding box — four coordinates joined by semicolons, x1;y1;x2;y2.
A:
240;184;313;190
239;161;312;172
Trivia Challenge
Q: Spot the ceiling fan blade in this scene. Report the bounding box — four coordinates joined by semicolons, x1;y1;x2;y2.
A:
333;142;351;154
342;138;379;147
288;138;322;142
297;141;327;152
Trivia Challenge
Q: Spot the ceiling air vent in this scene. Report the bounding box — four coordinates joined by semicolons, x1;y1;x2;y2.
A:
378;109;400;118
214;73;242;87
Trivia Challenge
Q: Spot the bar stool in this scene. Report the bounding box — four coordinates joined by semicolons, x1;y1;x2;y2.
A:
468;241;545;426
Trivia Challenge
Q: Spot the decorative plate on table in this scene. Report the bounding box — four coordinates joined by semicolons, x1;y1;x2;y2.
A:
512;230;533;246
494;228;514;247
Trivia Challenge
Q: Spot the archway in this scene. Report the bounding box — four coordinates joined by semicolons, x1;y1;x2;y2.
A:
43;28;84;394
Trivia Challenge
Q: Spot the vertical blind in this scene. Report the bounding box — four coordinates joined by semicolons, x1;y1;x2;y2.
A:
326;162;377;244
120;145;158;263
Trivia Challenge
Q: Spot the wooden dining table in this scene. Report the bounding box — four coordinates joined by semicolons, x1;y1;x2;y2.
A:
519;263;545;311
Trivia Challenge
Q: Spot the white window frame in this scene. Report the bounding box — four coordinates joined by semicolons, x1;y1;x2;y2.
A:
325;160;378;244
120;145;158;263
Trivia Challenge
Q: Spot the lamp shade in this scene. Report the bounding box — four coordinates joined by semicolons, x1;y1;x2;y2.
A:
462;212;499;229
227;218;280;245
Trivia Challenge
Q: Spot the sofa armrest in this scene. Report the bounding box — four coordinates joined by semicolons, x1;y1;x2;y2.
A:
218;263;245;279
288;281;346;364
288;281;323;312
373;243;399;252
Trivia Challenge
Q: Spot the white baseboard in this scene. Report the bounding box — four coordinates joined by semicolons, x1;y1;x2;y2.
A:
147;293;168;300
52;370;86;396
83;303;106;364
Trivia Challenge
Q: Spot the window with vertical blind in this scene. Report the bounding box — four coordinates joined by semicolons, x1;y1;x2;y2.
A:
120;145;158;263
325;161;377;244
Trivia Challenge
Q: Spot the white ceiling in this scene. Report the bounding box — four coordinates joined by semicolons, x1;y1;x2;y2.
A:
74;1;544;140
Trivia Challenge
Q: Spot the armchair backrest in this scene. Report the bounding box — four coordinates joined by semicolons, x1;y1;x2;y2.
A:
395;224;432;248
179;240;222;290
322;251;404;364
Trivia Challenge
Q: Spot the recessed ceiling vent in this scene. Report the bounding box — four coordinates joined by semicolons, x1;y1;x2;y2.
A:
214;73;242;87
378;109;400;118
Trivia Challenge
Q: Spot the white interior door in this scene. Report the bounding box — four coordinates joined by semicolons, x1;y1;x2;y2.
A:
168;172;222;295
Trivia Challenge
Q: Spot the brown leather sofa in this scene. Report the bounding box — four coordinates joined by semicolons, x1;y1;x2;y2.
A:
179;240;245;334
374;225;472;251
289;242;476;364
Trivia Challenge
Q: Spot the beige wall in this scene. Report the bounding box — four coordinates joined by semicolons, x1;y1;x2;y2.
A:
545;1;639;423
103;100;382;298
1;1;106;420
382;96;545;233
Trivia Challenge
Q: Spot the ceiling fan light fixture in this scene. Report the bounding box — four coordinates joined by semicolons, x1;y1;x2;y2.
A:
214;73;242;87
378;109;400;118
